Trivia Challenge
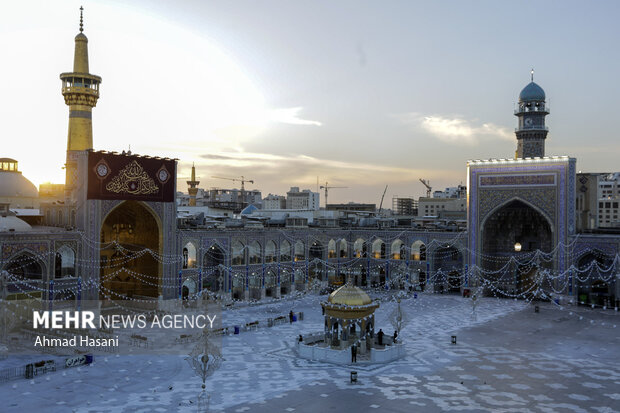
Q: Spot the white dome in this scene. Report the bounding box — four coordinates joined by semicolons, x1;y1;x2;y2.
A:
0;214;32;232
0;171;38;198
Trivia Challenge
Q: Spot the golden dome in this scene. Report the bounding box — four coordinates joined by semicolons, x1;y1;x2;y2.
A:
327;284;372;306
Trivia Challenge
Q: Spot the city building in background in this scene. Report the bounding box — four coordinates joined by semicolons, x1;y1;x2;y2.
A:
576;172;620;231
326;202;376;213
392;196;418;216
263;194;287;210
286;187;320;210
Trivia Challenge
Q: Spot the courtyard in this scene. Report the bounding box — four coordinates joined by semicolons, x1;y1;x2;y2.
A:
1;292;619;412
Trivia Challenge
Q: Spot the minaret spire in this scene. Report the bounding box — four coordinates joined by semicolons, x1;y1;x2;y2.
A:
60;6;102;199
187;163;201;206
514;72;548;158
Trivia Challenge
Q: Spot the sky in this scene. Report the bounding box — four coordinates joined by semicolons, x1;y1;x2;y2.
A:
1;1;619;205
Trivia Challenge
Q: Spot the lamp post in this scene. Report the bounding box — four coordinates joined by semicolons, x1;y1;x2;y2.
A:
186;333;223;411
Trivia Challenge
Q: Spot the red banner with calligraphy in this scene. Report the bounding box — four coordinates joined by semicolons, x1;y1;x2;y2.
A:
87;152;176;202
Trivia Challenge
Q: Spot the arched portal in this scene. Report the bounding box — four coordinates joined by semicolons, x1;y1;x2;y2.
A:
576;251;615;306
264;270;277;297
182;278;197;300
309;241;324;260
3;252;45;299
432;246;463;293
100;201;161;299
203;244;225;292
482;199;553;272
309;241;325;281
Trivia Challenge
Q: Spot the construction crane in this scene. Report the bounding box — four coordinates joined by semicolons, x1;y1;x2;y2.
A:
319;181;348;208
378;185;388;214
212;175;255;206
419;178;432;198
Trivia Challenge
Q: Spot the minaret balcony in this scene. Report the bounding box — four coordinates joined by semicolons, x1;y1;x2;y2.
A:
62;85;100;97
515;125;549;132
60;73;101;93
514;106;549;115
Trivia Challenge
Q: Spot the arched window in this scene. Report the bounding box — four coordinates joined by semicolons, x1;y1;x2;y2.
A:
339;239;348;258
249;241;262;264
328;239;336;259
183;242;197;269
294;241;305;261
232;241;245;265
354;238;365;258
265;240;277;263
55;246;76;278
411;241;426;261
372;239;386;259
391;239;404;259
280;240;291;262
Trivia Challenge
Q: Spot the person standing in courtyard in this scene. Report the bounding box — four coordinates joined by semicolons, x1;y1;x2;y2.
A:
377;329;384;345
289;310;294;323
351;342;357;363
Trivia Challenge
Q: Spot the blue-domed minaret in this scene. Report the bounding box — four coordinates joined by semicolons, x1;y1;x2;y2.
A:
515;70;548;158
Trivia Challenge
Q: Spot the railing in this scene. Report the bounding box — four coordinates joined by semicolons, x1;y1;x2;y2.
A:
514;106;550;114
0;366;26;383
515;126;549;132
61;86;100;95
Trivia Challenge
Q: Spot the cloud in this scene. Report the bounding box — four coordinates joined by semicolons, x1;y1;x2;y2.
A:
180;150;461;202
269;107;322;126
190;150;453;184
200;154;235;160
398;113;512;144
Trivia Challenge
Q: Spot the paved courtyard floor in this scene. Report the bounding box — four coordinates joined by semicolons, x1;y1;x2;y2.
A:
1;293;619;412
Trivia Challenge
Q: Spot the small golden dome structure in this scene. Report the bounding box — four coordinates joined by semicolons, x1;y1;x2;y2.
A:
327;284;372;306
321;281;379;348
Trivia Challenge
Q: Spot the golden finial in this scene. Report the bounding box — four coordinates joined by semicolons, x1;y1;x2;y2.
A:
79;6;84;33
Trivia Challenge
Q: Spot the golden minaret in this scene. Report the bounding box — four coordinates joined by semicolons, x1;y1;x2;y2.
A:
60;7;101;196
187;163;200;206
